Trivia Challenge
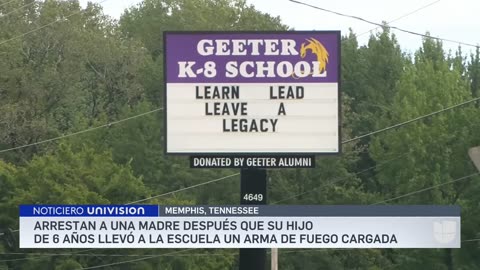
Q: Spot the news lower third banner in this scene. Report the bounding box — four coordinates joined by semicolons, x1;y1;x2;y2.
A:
19;205;460;249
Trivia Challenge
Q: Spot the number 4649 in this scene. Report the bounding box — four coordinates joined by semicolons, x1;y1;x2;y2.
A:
243;194;264;201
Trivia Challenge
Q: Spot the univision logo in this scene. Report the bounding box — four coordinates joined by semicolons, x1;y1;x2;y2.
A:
433;221;457;244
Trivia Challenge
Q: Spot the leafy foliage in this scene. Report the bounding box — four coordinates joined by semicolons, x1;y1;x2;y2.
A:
1;0;480;269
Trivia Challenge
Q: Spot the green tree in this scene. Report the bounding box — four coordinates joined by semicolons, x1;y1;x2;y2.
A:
0;0;152;164
120;0;287;58
341;27;407;193
0;143;152;269
370;37;480;269
11;143;148;205
344;27;405;137
468;47;480;99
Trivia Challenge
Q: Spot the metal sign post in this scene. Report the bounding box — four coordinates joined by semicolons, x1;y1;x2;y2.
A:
239;168;267;270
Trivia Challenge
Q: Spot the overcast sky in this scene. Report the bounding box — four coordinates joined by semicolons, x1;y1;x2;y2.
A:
80;0;479;56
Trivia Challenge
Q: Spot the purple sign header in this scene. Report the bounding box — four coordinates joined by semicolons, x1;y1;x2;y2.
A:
164;31;340;83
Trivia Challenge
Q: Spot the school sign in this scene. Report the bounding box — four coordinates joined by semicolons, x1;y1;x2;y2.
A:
164;31;340;155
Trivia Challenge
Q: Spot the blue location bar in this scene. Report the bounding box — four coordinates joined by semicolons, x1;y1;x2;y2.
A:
19;205;159;217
